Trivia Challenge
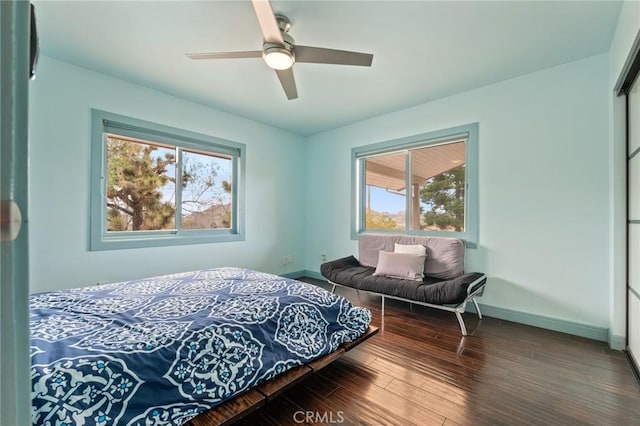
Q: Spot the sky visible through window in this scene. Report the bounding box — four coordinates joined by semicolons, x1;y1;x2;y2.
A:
369;186;405;213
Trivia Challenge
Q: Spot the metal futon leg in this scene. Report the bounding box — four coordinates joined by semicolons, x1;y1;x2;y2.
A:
472;298;483;319
455;311;468;336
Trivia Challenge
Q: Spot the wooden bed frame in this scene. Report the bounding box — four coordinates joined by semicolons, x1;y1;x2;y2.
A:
186;326;379;425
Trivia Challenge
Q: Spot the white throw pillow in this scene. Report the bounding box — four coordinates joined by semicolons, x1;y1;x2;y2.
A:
394;243;427;256
373;251;426;281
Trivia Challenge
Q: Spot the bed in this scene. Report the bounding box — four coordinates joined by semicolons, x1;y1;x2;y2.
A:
29;267;372;425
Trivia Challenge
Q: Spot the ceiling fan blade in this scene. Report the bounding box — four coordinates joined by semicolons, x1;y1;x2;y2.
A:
186;51;262;60
295;46;373;67
275;68;298;100
251;0;284;44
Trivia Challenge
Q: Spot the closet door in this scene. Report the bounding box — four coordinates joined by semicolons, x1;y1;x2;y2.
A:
629;76;640;370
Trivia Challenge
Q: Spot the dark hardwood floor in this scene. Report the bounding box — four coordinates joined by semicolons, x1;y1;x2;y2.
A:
235;278;640;426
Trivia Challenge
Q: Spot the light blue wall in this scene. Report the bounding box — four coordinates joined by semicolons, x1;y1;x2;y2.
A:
28;50;619;337
28;56;306;292
305;54;611;329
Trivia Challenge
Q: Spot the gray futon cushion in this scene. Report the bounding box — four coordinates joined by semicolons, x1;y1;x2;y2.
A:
358;234;464;280
320;255;485;306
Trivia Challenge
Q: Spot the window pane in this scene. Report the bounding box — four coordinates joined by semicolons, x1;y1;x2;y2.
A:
364;152;406;230
181;150;233;230
106;136;176;231
410;141;466;232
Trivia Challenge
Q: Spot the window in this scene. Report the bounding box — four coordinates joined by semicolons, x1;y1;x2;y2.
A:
352;123;478;247
90;110;245;250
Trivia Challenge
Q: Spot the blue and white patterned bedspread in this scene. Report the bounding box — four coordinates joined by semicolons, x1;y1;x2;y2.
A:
29;267;372;425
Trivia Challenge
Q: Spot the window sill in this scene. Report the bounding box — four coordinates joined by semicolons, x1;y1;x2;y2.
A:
90;231;244;251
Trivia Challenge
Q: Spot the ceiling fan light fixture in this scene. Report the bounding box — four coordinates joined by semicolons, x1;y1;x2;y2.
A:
263;46;294;70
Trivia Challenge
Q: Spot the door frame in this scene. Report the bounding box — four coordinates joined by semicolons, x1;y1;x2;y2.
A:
0;1;31;424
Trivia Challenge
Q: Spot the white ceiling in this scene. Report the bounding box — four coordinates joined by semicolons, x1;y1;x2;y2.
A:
34;1;622;136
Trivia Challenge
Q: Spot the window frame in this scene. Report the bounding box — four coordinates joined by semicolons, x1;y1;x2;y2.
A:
90;109;245;250
351;123;479;248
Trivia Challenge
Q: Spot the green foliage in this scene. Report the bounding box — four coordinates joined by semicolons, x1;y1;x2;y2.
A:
221;180;232;227
365;208;401;230
420;165;465;232
106;138;176;231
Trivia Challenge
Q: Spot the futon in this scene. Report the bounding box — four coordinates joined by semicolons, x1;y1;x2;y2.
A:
321;234;486;335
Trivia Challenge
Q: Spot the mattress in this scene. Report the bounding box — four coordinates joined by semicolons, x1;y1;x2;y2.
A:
29;267;371;425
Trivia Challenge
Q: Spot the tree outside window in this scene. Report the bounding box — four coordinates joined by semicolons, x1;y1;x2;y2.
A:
363;140;466;232
353;123;478;247
105;136;233;233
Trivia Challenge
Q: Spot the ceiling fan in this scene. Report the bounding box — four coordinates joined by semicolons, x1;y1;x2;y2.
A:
186;0;374;100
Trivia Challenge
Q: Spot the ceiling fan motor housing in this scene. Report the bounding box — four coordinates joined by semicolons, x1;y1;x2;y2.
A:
262;31;295;69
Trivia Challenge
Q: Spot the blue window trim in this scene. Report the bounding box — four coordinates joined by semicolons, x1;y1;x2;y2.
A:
90;109;246;251
351;123;479;248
